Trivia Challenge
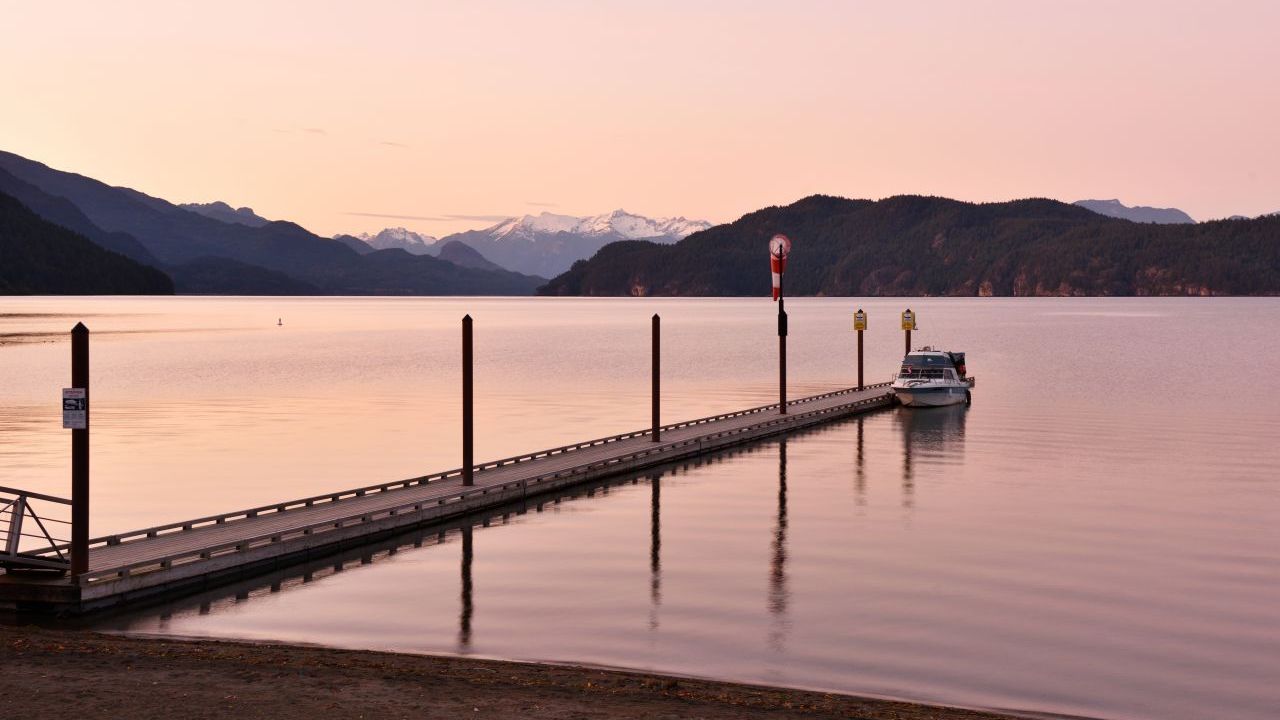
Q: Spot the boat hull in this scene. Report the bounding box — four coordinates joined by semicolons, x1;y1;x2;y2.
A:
893;386;969;407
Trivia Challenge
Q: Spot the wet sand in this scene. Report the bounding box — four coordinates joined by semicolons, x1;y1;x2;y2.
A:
0;625;1021;719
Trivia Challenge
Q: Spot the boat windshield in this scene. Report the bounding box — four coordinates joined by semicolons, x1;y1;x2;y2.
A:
898;367;950;380
902;354;952;367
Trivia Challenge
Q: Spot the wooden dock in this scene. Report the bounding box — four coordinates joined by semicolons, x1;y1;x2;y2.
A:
1;383;892;614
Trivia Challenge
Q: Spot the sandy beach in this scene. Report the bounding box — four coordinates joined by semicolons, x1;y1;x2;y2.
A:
0;625;1020;719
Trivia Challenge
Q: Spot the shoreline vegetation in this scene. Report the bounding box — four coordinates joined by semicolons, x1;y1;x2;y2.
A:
0;625;1023;719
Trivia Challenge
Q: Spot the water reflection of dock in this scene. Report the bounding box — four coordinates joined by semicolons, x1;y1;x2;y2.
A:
69;420;852;647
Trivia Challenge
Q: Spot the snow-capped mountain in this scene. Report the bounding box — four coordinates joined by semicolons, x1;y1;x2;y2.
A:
489;210;710;242
445;210;711;277
347;227;439;255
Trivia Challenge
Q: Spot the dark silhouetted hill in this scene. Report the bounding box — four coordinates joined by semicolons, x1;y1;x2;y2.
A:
167;257;320;295
0;150;544;295
0;190;174;295
436;240;504;271
540;195;1280;297
0;167;160;265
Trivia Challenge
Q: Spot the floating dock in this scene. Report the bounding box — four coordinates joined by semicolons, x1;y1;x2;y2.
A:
1;383;893;614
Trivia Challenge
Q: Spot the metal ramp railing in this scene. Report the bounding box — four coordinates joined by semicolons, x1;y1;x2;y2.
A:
0;485;72;572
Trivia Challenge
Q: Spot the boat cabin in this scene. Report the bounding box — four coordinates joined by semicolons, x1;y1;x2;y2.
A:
898;348;967;381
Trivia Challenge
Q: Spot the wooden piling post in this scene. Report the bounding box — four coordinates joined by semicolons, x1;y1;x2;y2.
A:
71;323;90;577
651;314;661;441
462;315;474;487
902;307;915;357
854;308;866;391
778;296;787;414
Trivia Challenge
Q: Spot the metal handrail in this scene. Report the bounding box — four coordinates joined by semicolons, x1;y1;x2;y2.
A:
0;485;72;505
46;383;890;553
74;389;893;585
0;488;72;569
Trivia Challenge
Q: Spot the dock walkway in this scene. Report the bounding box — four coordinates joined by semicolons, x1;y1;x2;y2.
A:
1;383;892;612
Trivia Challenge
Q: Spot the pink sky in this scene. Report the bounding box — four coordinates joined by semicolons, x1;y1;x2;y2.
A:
2;1;1277;237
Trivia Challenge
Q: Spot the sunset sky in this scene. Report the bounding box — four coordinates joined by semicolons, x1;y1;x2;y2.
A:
3;1;1277;237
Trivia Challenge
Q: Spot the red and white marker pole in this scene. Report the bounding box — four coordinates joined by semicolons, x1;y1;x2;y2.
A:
769;234;792;414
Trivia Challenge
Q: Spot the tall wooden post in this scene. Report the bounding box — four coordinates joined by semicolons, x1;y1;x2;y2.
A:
904;307;913;357
778;296;787;414
462;315;474;487
71;323;90;577
651;314;660;441
857;329;864;391
854;308;866;391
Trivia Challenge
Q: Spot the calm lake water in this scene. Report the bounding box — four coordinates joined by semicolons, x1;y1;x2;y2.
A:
3;296;1278;720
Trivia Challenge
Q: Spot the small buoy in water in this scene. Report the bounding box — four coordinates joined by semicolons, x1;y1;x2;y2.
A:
277;318;282;326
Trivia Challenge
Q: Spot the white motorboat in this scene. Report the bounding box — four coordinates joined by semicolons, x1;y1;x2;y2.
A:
891;347;974;407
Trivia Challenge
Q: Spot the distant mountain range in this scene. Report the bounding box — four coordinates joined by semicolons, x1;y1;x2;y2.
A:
180;201;271;227
351;227;437;255
442;211;710;278
4;146;1275;297
1074;199;1195;224
0;150;544;295
540;195;1280;297
340;211;711;278
0;189;173;294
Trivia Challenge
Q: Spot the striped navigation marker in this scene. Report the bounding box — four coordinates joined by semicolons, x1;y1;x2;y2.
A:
769;234;793;413
769;234;791;300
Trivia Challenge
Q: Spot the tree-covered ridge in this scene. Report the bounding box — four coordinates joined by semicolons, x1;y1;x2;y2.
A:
0;190;174;295
539;195;1280;297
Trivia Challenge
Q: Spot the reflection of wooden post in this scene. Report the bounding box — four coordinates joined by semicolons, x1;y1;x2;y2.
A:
462;315;473;486
768;439;789;622
651;314;660;441
459;526;473;647
71;323;90;577
650;475;661;617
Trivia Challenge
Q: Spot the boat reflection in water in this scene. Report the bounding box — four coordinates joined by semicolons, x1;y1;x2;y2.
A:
895;404;967;508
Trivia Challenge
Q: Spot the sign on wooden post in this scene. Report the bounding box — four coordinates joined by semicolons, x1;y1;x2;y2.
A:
62;388;87;429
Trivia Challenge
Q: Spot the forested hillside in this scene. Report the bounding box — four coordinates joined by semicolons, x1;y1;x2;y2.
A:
540;196;1280;297
0;191;174;295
